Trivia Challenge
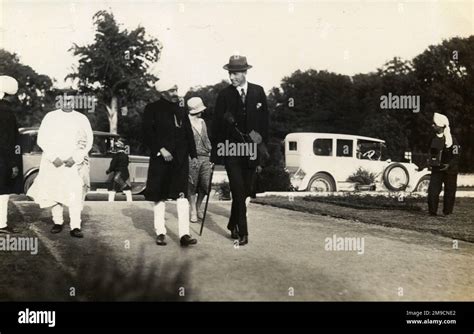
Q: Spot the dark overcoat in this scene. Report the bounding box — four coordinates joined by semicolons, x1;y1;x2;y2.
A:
0;100;22;195
142;98;197;201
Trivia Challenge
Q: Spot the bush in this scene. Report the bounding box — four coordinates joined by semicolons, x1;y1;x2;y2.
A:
217;181;231;200
347;167;378;185
257;165;292;192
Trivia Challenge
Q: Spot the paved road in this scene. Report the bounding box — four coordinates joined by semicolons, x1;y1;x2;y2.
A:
6;200;474;301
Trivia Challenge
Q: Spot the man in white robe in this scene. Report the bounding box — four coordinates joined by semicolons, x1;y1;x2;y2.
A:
27;98;93;238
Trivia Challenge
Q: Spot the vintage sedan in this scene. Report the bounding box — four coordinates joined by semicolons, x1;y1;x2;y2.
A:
19;127;149;195
285;132;431;193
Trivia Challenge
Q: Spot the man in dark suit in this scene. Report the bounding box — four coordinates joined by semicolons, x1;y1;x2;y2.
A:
211;55;269;246
143;79;199;247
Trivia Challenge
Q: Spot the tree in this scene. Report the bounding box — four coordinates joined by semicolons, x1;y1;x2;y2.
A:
67;10;162;134
0;48;54;126
412;37;474;172
268;69;355;139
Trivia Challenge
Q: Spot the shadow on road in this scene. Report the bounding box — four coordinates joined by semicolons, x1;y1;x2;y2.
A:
121;204;180;245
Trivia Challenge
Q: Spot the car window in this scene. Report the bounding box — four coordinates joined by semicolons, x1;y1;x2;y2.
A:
337;139;353;157
357;140;383;160
91;136;109;156
19;134;42;154
289;141;297;151
313;139;333;156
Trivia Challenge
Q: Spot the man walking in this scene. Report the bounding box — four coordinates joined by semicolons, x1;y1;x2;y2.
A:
427;112;460;216
211;55;269;246
0;75;21;234
143;79;199;247
27;90;93;238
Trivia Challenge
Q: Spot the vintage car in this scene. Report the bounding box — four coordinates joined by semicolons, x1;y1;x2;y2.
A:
284;132;431;193
19;127;149;195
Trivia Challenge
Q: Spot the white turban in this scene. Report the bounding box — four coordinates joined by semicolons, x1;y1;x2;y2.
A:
0;75;19;98
154;78;178;93
433;112;453;148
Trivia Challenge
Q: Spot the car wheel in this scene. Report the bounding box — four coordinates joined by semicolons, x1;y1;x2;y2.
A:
307;173;336;192
23;172;38;194
415;175;431;193
383;163;409;191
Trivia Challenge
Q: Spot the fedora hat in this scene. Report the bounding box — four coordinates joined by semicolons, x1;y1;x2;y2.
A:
187;97;206;115
223;55;252;72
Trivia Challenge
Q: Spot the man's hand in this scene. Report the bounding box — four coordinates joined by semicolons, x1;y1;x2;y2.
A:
52;158;64;168
439;164;449;171
160;148;173;162
190;158;199;169
256;165;263;174
11;166;19;179
63;157;75;168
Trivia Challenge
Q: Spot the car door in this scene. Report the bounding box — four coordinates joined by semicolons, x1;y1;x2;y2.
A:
89;135;115;190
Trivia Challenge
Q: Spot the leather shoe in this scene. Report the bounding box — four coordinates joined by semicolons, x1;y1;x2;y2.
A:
156;234;167;246
180;234;197;247
70;228;83;238
230;226;239;239
50;224;63;234
239;235;248;246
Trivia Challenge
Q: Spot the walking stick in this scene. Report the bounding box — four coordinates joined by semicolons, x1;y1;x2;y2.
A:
199;163;215;236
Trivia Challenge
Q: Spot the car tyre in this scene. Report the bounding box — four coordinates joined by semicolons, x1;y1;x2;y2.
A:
23;172;38;194
307;173;336;192
383;163;409;191
415;175;431;193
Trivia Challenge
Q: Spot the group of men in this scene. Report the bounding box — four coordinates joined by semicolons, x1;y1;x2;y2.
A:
142;55;269;246
0;55;270;247
0;54;461;247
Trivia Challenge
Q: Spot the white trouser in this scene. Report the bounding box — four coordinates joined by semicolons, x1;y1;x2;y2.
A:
0;194;9;228
153;199;190;238
153;201;166;236
51;203;82;230
245;196;251;219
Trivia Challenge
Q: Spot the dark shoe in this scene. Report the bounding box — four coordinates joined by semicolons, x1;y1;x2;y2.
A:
239;235;248;246
230;226;239;239
443;212;452;216
429;212;437;216
156;234;167;246
0;226;19;234
70;228;84;238
180;234;197;247
50;224;64;234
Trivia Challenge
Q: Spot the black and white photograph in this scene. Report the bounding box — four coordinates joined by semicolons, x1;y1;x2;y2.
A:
0;0;473;330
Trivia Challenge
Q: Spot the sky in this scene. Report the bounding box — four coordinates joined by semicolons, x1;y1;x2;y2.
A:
0;0;472;93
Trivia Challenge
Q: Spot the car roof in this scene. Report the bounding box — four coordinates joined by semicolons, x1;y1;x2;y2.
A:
285;132;385;143
19;127;120;137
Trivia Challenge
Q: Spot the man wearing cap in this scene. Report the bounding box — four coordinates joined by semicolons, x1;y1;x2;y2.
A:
143;79;199;247
211;55;269;246
186;97;213;223
0;75;22;234
428;112;461;216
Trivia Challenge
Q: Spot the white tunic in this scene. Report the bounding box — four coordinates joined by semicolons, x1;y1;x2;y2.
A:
27;109;93;208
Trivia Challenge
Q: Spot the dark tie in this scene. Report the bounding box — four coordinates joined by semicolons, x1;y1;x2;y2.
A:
240;88;246;106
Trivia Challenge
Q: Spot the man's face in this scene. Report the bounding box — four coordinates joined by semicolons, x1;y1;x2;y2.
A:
432;124;445;135
229;71;247;87
61;94;74;112
161;87;179;103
